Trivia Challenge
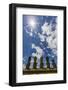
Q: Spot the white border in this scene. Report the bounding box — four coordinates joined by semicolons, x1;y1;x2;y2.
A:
16;7;64;83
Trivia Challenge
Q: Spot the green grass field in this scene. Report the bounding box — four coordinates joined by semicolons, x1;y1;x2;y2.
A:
23;68;57;75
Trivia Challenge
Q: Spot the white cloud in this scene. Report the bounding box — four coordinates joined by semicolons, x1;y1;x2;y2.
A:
46;30;57;54
24;25;34;37
30;32;33;36
25;19;57;56
32;43;35;48
32;52;41;60
31;20;57;57
38;33;45;42
52;49;57;55
25;29;33;37
41;22;52;35
32;44;43;59
41;21;57;55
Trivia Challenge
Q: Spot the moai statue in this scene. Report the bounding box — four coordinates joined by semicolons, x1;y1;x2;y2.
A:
43;59;47;68
50;60;53;69
26;56;31;69
33;56;37;69
46;56;50;68
44;63;47;68
52;59;57;68
36;59;40;69
40;56;43;69
29;57;34;69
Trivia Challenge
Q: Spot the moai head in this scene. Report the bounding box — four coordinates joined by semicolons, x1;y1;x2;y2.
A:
28;56;31;63
26;56;31;69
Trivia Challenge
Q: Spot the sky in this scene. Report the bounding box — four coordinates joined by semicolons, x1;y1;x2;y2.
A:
23;15;57;69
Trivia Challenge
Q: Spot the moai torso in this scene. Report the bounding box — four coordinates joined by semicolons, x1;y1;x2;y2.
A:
40;56;43;69
26;57;31;69
29;57;34;69
46;56;50;68
33;56;37;69
52;59;57;68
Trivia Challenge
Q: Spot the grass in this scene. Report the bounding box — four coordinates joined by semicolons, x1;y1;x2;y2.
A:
23;68;57;75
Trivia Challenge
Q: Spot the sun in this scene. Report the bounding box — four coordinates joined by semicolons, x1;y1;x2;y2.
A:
29;19;36;28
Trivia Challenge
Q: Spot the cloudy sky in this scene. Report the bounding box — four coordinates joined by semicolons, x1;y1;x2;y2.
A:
23;15;57;68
